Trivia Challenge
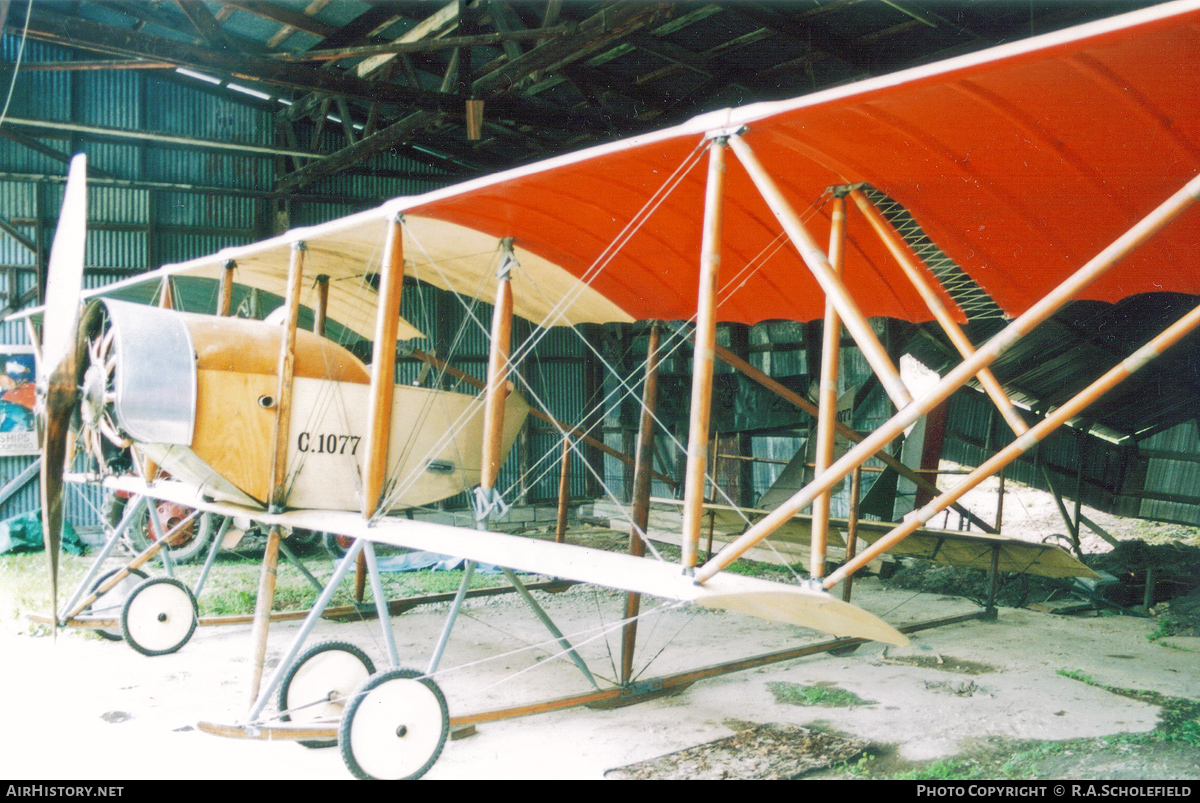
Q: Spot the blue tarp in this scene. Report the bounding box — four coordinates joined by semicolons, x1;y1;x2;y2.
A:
373;550;504;574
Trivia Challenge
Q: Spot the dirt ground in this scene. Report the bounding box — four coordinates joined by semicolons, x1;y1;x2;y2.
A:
1;472;1197;780
2;571;1197;779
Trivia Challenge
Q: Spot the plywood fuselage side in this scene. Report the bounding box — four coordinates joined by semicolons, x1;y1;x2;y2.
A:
135;313;529;513
146;373;529;512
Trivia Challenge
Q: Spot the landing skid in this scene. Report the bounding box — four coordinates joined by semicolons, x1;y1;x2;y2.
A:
199;606;992;745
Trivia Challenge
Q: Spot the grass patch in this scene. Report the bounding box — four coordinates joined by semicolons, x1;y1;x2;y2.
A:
892;758;987;781
769;681;875;708
1057;669;1200;746
1;545;529;630
813;675;1200;780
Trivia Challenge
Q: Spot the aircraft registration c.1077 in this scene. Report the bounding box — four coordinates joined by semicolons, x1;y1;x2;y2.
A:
28;0;1200;780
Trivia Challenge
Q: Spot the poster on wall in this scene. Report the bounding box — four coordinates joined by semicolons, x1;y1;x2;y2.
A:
0;347;38;456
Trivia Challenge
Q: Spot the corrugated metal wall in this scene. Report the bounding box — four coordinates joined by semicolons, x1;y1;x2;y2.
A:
941;386;1199;526
1136;422;1200;525
0;35;451;529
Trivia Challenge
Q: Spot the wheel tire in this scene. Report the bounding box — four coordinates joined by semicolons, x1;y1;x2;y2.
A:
339;668;449;781
286;528;324;556
85;568;148;641
128;503;215;564
120;577;198;657
279;641;376;749
322;532;356;560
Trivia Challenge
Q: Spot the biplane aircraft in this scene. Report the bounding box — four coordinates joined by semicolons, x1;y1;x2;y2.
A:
28;0;1200;780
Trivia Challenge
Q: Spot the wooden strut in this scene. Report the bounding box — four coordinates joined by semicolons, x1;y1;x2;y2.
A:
682;137;727;571
404;345;676;488
361;217;404;519
703;339;997;534
824;300;1200;589
695;168;1200;585
58;510;201;623
620;322;662;686
810;194;846;579
554;434;570;544
269;241;305;511
850;190;1030;438
248;525;282;705
480;252;514;511
217;259;234;317
728;135;912;411
313;273;330;337
842;465;862;603
249;240;304;705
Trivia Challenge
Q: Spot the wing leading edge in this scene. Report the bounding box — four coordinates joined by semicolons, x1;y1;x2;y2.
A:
93;475;908;647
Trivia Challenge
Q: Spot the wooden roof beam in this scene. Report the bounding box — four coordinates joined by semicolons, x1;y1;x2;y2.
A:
175;0;241;51
273;25;571;63
0;128;118;178
488;1;530;63
274;111;442;193
96;0;266;53
354;1;460;79
222;1;341;40
20;9;604;133
470;2;671;96
624;31;711;76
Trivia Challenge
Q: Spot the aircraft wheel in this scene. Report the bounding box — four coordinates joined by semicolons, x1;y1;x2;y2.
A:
85;568;148;641
339;668;448;780
279;641;375;749
323;532;356;560
120;577;198;657
128;503;215;564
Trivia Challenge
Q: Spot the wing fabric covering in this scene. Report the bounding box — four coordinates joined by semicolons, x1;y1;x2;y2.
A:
405;1;1200;324
97;476;909;647
24;3;1200;334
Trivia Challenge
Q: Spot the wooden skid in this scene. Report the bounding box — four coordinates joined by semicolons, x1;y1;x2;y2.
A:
198;609;988;743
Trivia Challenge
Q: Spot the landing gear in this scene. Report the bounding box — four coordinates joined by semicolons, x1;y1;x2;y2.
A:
322;532;355;560
85;568;147;641
279;641;375;749
338;669;448;781
127;502;215;565
120;577;198;656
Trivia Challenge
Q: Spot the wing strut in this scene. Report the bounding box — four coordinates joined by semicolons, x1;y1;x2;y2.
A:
728;134;913;410
362;215;405;518
696;168;1200;585
809;192;846;580
248;239;305;704
824;298;1200;589
680;137;727;572
619;321;662;685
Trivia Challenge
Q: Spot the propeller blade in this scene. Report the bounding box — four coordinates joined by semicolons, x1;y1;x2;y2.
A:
41;155;88;381
39;153;88;623
39;383;72;620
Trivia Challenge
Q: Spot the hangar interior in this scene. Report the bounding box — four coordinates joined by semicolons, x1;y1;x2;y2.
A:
2;0;1200;783
0;0;1196;535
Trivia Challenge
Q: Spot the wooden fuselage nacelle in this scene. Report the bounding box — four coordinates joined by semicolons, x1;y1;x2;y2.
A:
88;300;528;512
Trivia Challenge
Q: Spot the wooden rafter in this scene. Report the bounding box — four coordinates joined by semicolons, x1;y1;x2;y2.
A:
18;8;602;134
175;0;240;51
274;111;441;193
223;1;340;40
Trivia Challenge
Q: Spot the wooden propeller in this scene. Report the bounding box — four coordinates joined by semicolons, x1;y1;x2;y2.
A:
38;154;88;623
